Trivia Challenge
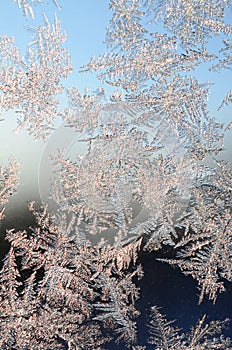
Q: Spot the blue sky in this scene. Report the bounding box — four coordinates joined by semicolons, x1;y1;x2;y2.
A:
0;0;232;216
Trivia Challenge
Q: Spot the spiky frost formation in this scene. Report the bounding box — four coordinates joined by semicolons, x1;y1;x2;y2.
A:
12;0;61;18
0;159;20;220
0;15;72;140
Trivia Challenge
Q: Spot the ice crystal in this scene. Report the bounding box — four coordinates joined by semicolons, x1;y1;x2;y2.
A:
159;160;232;303
12;0;61;19
145;0;232;48
0;14;72;140
0;208;142;348
147;306;231;349
0;159;20;220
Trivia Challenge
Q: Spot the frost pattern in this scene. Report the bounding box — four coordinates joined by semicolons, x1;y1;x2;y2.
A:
54;91;198;245
81;2;224;158
159;160;232;304
145;0;232;47
0;15;72;139
0;207;231;349
0;208;142;348
147;306;231;349
76;1;232;304
0;159;20;220
0;0;232;348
